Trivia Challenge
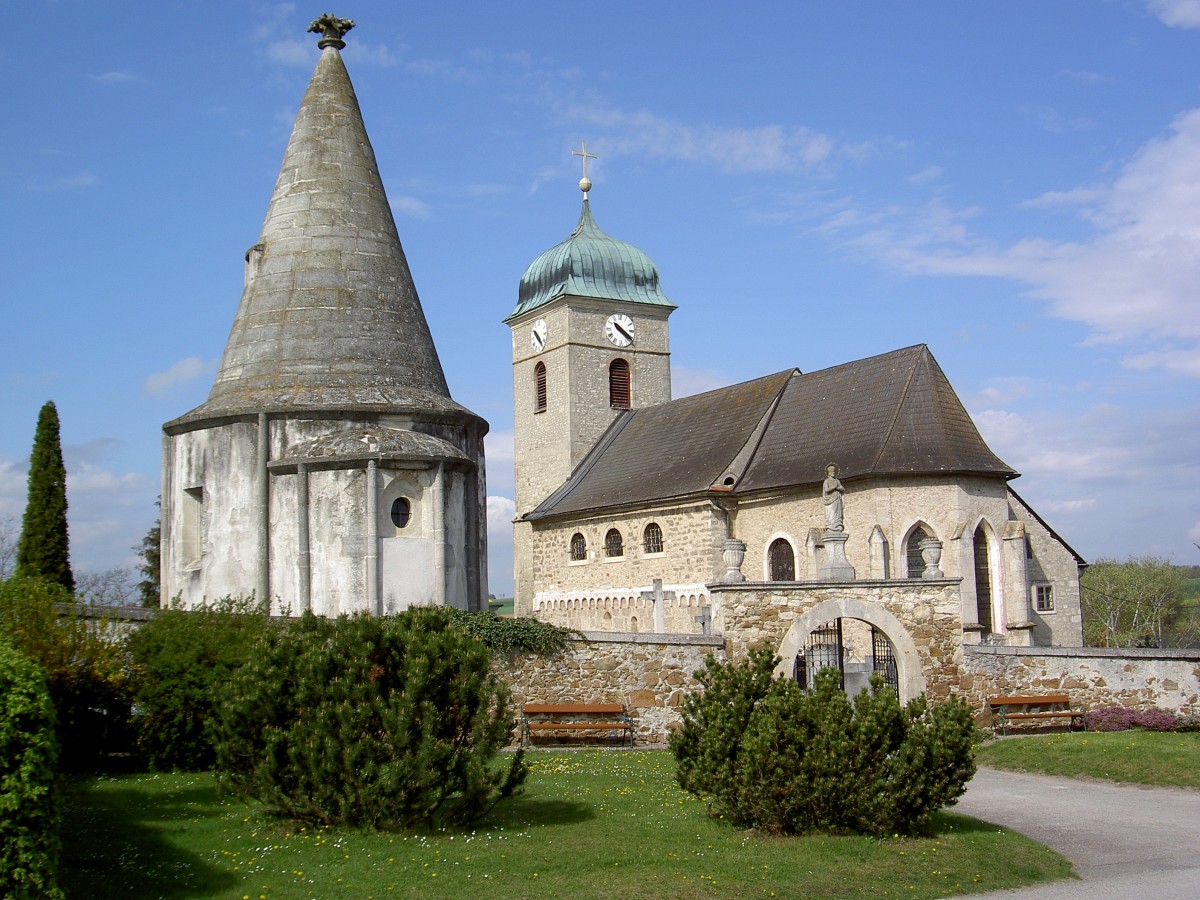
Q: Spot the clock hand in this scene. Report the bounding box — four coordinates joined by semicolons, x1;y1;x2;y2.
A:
615;323;632;342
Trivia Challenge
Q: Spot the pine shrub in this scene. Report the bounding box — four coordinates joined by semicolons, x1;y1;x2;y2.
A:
0;641;63;899
211;608;526;829
15;401;74;593
127;596;272;770
670;647;975;835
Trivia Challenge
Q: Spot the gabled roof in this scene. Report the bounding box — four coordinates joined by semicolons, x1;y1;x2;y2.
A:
527;344;1015;521
169;28;473;430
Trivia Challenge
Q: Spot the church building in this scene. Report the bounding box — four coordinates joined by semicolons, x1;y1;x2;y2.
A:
507;171;1085;691
161;17;489;615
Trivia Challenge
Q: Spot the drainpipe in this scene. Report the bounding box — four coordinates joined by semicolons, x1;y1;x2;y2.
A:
366;459;379;616
297;462;310;613
257;413;270;606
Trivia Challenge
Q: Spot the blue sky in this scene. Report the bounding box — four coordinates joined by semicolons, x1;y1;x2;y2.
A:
4;1;1199;597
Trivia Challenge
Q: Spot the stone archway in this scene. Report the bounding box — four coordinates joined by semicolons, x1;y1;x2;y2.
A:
772;598;928;702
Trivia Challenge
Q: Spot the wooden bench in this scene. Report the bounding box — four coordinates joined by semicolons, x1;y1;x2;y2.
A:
987;694;1086;735
521;703;634;748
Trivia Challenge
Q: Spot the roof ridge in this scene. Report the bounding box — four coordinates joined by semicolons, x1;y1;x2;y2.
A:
714;370;796;490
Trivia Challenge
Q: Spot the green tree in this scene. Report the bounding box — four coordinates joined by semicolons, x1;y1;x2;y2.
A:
15;402;73;593
1081;556;1187;648
133;510;161;608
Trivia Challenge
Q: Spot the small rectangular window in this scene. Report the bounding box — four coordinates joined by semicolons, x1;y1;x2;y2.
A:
181;487;204;568
1034;584;1054;613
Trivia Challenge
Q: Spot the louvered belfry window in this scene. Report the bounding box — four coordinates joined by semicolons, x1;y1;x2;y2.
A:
534;362;547;413
609;358;631;409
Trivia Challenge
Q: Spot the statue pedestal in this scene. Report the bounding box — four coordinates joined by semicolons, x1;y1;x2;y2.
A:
818;531;856;581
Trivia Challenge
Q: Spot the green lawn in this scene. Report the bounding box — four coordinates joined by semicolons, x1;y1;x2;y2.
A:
60;750;1071;899
976;730;1200;788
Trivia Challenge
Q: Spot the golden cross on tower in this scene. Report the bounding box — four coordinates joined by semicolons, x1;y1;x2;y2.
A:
572;140;598;197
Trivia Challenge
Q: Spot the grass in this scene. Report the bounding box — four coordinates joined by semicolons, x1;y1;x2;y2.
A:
60;750;1071;899
976;730;1200;788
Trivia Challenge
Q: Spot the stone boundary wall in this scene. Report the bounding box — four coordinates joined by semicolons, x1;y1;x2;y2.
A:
962;645;1200;716
501;631;725;744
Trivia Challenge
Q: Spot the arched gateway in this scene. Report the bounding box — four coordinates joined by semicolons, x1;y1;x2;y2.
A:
772;598;928;703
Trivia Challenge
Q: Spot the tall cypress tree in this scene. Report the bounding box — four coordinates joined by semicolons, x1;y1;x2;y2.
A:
16;401;74;592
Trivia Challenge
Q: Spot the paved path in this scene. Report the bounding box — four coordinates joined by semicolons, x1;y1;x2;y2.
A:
948;767;1200;900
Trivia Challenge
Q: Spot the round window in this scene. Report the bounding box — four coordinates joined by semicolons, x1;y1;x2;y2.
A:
390;497;412;528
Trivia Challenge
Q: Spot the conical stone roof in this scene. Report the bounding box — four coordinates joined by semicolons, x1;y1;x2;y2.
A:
170;29;472;428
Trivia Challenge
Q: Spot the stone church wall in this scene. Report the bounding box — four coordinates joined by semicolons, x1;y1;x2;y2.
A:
502;631;724;744
961;645;1200;716
529;502;723;594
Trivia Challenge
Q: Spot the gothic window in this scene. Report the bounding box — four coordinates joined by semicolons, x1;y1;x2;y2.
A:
973;526;994;632
390;497;412;528
906;526;930;579
569;532;587;561
534;361;547;414
768;538;795;581
605;528;624;557
609;358;631;409
643;522;664;554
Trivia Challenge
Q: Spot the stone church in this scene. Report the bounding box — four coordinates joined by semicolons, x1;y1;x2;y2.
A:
507;173;1086;696
161;17;489;615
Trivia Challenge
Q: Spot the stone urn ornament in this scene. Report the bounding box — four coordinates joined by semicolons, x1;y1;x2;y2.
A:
918;537;944;579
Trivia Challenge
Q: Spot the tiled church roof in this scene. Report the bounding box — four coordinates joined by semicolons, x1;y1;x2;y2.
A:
526;344;1015;520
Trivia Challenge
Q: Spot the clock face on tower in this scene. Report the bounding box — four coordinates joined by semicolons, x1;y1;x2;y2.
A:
530;319;547;353
604;313;635;347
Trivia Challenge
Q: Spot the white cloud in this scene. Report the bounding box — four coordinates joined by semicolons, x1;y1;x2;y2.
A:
487;495;516;532
484;429;514;466
348;42;399;67
265;39;313;67
89;71;136;85
907;165;943;185
143;356;215;395
389;196;430;219
1148;0;1200;28
28;172;99;192
833;108;1200;376
965;376;1032;408
566;104;841;173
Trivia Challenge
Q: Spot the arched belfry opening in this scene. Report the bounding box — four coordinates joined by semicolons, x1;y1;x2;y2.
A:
773;598;927;703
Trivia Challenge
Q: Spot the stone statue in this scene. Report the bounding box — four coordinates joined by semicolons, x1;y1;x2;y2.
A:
822;463;844;533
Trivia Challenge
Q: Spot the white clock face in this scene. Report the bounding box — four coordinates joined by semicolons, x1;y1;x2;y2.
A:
530;319;547;353
605;313;635;347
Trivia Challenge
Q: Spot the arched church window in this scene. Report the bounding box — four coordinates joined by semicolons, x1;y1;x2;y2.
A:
390;497;412;528
973;525;994;633
605;528;624;557
534;361;547;414
643;522;663;554
768;538;795;581
609;359;631;409
570;532;587;561
906;526;930;578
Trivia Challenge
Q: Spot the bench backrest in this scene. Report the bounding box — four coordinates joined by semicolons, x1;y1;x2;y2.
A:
989;694;1070;706
523;703;626;715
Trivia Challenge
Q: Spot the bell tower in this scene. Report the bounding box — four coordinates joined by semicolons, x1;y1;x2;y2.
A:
505;149;675;613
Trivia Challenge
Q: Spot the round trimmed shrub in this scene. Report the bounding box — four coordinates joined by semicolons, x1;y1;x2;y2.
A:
0;641;63;899
211;608;526;829
671;646;975;836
